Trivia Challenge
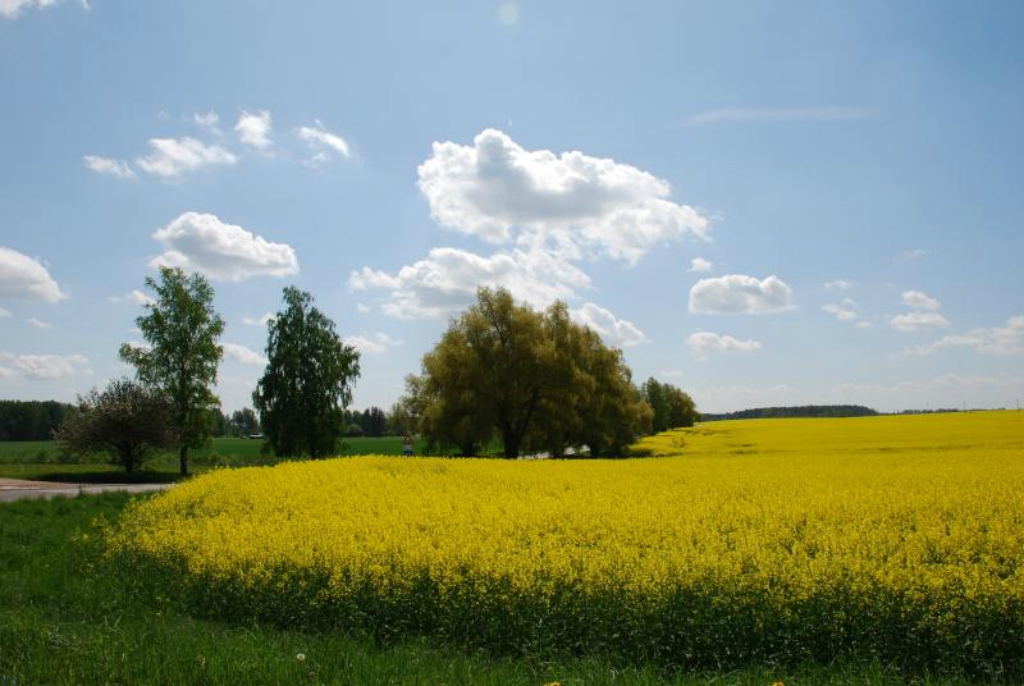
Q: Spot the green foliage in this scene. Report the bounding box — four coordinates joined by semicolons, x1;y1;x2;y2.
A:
640;377;698;432
408;288;650;458
228;407;260;436
253;286;361;458
54;379;175;474
0;400;76;441
118;266;225;475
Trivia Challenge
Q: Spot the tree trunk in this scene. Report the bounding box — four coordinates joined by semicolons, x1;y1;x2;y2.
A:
179;444;189;476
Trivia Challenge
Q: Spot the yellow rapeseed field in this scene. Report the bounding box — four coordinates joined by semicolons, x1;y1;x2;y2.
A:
108;411;1024;671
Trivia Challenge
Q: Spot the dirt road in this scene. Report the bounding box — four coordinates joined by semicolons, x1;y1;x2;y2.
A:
0;478;173;503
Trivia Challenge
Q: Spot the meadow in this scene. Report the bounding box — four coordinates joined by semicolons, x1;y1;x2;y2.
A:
102;411;1024;680
0;434;426;481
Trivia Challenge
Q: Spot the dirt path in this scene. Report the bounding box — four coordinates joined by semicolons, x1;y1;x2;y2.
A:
0;478;173;503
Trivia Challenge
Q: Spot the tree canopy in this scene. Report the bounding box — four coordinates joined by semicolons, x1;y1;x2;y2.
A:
55;379;175;474
639;377;698;432
253;287;361;458
119;266;225;475
406;287;650;458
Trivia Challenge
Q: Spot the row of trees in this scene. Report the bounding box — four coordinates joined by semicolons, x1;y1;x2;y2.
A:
0;400;75;441
55;270;697;472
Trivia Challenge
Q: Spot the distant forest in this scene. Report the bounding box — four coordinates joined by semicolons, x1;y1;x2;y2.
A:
0;400;77;441
700;405;879;421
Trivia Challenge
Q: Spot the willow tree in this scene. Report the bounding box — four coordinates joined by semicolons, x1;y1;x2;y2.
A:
408;287;650;458
119;267;224;476
253;287;361;458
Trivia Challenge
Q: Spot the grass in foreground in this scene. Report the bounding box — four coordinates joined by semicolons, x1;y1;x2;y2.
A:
0;493;989;685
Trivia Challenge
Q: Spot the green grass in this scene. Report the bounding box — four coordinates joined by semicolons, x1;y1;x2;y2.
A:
0;494;990;685
0;435;431;482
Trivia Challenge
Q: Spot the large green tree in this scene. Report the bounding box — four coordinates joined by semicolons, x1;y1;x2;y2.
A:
119;267;225;476
409;288;650;458
55;379;175;474
639;377;698;432
253;287;361;458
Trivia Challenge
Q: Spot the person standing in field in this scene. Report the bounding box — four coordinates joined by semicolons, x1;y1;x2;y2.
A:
403;432;414;456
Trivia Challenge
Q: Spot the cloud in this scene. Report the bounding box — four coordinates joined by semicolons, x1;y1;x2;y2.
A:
0;247;66;302
822;299;858;322
681;106;874;127
571;303;647;348
221;342;267;366
904;315;1024;357
297;121;351;165
356;303;370;314
688;274;794;315
0;351;89;380
686;331;762;356
417;128;709;265
824;279;853;290
350;246;590;319
194;111;220;133
890;311;950;332
135;137;237;178
242;312;275;326
0;0;56;19
83;156;135;179
236;110;273;151
27;317;52;329
901;290;941;311
689;257;713;273
0;307;10;317
110;289;154;306
344;332;400;355
856;321;872;329
150;212;299;282
902;248;931;261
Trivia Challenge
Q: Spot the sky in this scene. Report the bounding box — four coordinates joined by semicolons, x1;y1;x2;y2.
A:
1;0;1023;415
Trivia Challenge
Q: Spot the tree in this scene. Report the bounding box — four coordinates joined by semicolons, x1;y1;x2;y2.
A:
253;287;361;458
119;266;225;476
409;288;650;458
55;379;175;474
639;377;698;432
229;407;260;436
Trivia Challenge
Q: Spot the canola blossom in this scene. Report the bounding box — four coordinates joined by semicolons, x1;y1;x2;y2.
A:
108;411;1024;672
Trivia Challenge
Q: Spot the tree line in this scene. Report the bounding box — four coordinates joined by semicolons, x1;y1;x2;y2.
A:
48;268;697;473
0;400;76;441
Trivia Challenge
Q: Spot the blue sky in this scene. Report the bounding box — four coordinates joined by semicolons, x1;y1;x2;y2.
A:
1;0;1022;414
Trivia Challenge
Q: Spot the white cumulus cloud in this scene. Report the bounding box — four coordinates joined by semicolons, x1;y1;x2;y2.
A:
194;111;220;132
27;317;52;329
83;156;135;179
571;303;647;348
135;137;237;178
689;257;713;273
297;121;351;165
0;247;66;302
417;128;709;264
242;312;275;326
344;332;400;355
0;351;89;380
902;290;941;311
822;299;858;322
687;331;762;356
221;342;267;366
688;274;793;315
824;279;853;290
350;246;590;319
904;316;1024;356
0;0;56;19
236;110;273;151
0;307;10;317
890;311;950;332
150;212;299;282
109;290;154;306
